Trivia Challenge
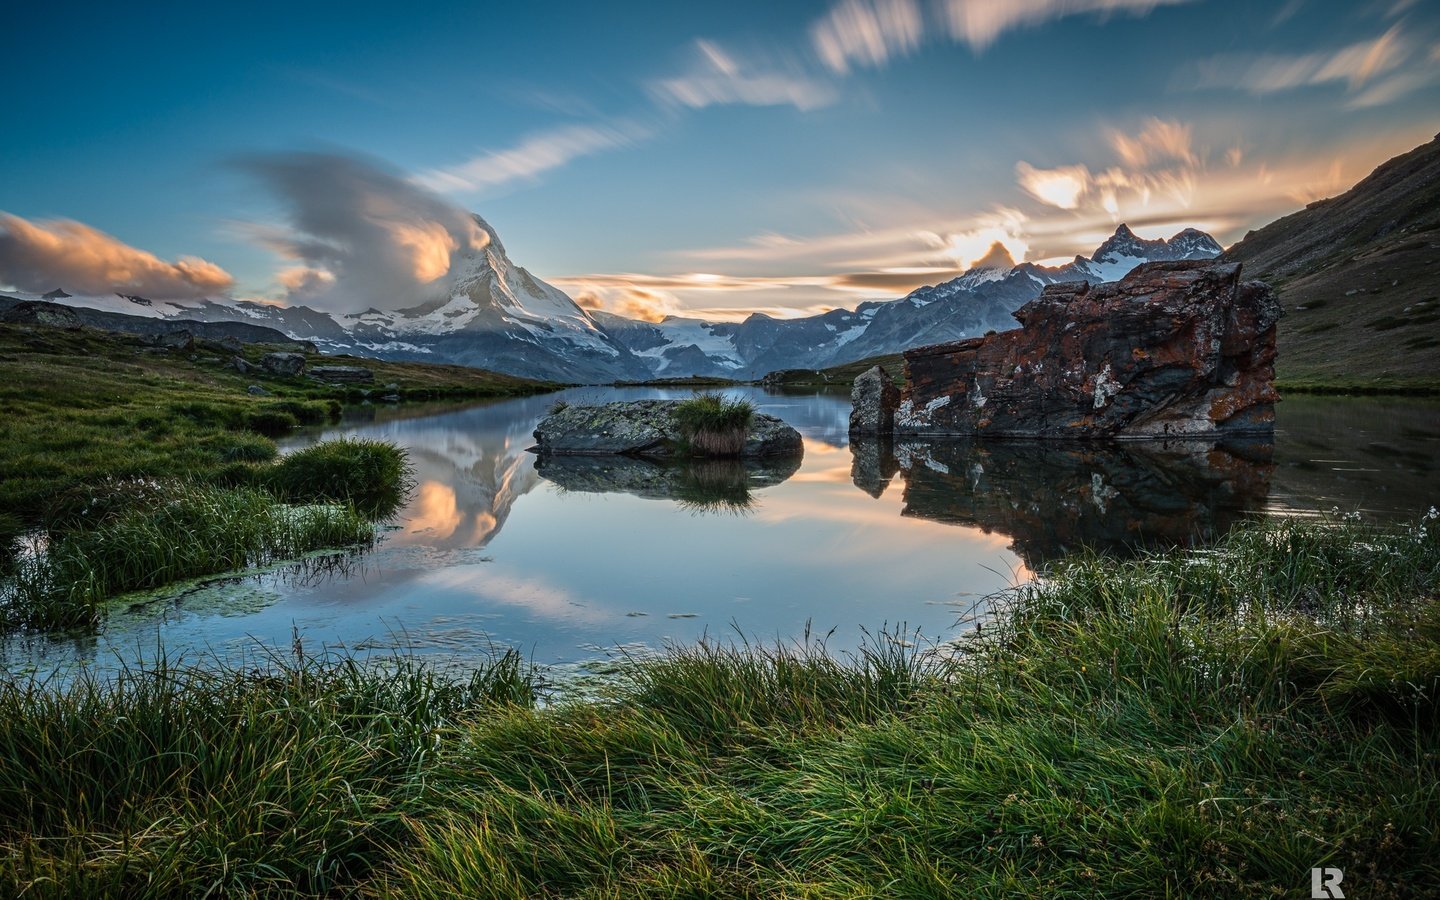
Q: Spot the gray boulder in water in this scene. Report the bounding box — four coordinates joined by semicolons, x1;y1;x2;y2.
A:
849;365;901;436
533;399;803;459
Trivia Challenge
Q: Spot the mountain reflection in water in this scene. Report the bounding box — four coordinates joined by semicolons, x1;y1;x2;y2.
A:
3;389;1434;679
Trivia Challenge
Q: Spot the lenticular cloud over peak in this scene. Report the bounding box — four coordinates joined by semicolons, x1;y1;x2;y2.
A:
236;151;490;313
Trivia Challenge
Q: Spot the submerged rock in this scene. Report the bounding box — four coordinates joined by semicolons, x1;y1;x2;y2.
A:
533;399;803;458
891;260;1282;439
849;365;901;436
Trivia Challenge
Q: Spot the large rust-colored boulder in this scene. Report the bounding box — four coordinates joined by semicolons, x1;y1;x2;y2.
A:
893;260;1281;439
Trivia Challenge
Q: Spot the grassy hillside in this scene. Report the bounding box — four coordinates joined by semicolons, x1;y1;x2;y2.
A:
761;353;906;388
1223;134;1440;392
0;321;555;525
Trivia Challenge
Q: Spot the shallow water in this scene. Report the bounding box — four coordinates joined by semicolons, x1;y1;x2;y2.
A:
3;389;1437;680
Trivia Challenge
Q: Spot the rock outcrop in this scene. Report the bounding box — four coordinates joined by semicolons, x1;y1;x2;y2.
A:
260;351;306;377
848;365;901;436
533;399;803;459
1;301;82;330
892;260;1281;439
310;365;374;383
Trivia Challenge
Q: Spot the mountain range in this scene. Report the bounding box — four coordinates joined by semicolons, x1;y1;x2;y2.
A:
4;219;1220;383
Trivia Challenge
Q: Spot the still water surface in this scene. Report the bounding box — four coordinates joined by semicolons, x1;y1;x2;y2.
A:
4;389;1437;679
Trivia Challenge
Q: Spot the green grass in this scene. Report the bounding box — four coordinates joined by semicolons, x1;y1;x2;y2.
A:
4;480;377;631
673;392;755;457
267;438;415;517
2;513;1437;896
0;321;553;522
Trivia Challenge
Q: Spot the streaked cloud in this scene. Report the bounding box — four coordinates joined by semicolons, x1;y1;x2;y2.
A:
236;151;487;313
811;0;924;73
1190;25;1415;99
413;123;646;194
650;40;837;110
1015;162;1091;209
0;213;233;298
940;0;1195;52
571;283;681;323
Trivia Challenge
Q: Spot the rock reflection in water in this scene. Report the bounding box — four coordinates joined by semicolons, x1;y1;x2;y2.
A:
851;436;1274;566
534;454;803;514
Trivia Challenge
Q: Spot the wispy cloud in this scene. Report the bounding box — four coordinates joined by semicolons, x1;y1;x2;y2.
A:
1189;25;1420;102
650;40;837;111
940;0;1195;52
413;123;646;194
810;0;924;73
0;213;233;298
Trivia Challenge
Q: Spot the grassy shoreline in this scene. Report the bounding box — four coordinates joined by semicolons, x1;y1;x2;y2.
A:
1;514;1436;896
0;321;555;524
0;320;557;629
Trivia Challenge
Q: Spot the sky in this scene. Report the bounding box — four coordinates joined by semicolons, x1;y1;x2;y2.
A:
2;0;1438;322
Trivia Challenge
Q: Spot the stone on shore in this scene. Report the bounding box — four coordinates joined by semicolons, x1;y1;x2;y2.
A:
310;365;374;383
260;352;306;377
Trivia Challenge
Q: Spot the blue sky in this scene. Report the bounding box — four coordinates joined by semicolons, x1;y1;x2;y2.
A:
2;0;1438;320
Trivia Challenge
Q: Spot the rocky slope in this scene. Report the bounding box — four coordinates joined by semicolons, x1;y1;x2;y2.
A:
1221;133;1440;387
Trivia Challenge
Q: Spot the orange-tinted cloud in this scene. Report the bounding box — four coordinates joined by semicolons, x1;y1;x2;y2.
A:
0;213;233;298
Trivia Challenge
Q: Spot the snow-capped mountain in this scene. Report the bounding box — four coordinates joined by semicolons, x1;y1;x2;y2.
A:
3;214;651;383
4;221;1219;383
597;225;1222;379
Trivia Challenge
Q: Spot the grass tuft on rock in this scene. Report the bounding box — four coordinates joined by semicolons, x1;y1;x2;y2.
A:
2;513;1438;895
673;392;755;457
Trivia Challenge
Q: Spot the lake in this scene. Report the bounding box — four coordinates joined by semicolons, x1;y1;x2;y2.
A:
4;389;1437;681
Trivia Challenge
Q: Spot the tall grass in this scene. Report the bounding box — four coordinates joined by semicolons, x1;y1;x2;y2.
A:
673;392;755;457
4;481;375;631
268;438;413;517
1;514;1437;896
0;648;538;897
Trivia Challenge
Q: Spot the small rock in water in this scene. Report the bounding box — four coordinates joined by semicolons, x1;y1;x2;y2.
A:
667;613;699;619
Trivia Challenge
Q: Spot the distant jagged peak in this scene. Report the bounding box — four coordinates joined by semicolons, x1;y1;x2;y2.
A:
1092;223;1221;263
41;288;71;300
